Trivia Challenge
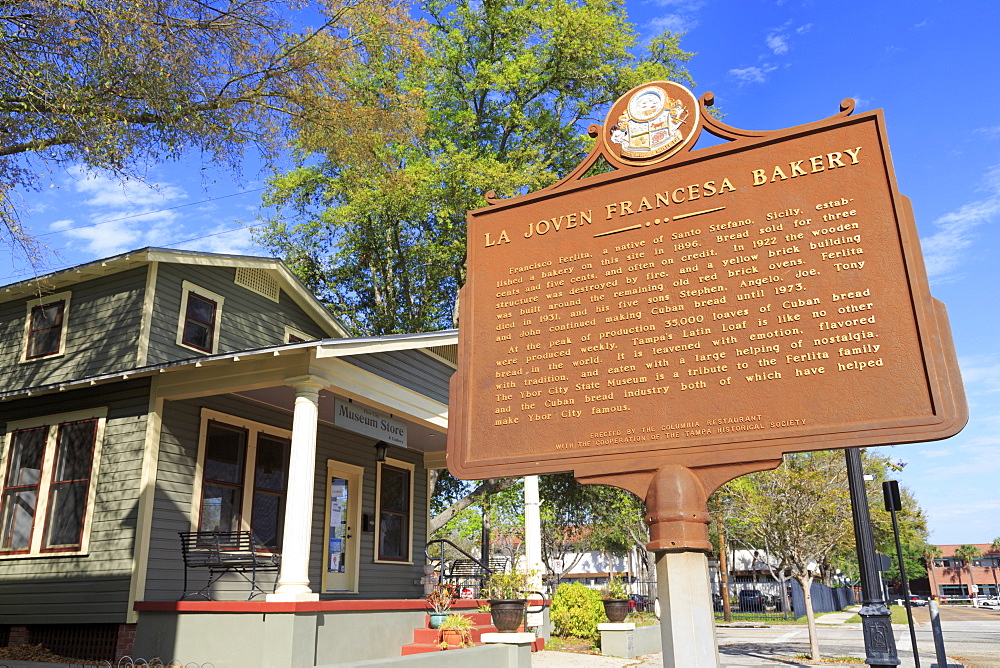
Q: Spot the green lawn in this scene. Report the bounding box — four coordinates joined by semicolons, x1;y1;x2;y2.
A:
842;605;910;624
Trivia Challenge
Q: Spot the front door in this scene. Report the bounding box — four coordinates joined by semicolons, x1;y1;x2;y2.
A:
322;460;362;593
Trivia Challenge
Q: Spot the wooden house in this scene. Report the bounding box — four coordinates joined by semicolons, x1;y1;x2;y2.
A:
0;248;459;665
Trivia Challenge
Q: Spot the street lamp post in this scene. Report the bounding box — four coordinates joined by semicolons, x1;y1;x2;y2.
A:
845;448;899;667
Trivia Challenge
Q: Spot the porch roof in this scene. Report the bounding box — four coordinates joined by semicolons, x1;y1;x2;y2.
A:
0;329;457;403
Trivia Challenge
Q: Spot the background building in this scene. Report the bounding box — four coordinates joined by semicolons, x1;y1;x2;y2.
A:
925;544;1000;599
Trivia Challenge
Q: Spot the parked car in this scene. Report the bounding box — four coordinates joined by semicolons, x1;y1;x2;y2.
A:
978;596;1000;609
628;595;649;612
908;595;927;607
738;589;765;612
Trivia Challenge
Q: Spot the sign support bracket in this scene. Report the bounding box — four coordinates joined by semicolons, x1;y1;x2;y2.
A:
578;460;781;666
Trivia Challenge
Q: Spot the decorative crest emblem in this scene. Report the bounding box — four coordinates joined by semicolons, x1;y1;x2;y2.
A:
604;81;699;165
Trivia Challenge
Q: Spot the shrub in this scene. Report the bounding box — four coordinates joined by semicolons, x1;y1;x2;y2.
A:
549;582;605;645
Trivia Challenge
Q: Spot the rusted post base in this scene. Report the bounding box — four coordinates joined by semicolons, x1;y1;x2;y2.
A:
646;465;720;668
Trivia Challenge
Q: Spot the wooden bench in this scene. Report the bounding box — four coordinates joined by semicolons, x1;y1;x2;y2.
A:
442;557;509;597
178;531;281;600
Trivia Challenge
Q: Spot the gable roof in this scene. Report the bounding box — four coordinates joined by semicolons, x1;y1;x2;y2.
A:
1;247;348;338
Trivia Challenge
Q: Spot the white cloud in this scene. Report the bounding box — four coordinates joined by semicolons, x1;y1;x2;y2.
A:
176;224;256;257
728;65;778;85
920;166;1000;279
725;22;811;83
974;126;1000;140
957;355;1000;395
766;33;789;55
648;13;696;34
48;219;75;232
44;166;192;257
763;21;811;56
850;94;871;111
59;210;181;257
644;0;704;36
66;165;185;209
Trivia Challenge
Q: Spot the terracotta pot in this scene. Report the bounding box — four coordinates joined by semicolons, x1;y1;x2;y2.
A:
603;598;630;623
489;598;526;633
441;628;465;647
441;629;466;647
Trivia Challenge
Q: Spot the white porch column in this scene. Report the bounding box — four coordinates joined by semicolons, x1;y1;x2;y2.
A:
524;475;545;628
524;476;544;586
268;375;324;602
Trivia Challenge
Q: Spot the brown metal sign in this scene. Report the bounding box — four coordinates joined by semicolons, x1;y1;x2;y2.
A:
447;81;966;486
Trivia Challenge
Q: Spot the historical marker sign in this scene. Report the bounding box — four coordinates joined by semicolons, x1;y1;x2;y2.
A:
447;82;966;482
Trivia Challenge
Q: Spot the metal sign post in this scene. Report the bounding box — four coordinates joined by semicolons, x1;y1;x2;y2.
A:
846;448;898;667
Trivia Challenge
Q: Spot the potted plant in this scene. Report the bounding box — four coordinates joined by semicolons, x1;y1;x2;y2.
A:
483;568;533;633
601;573;630;623
438;613;475;648
425;583;456;629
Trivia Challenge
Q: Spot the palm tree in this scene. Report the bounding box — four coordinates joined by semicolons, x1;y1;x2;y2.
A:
923;544;943;599
991;538;1000;595
955;544;983;605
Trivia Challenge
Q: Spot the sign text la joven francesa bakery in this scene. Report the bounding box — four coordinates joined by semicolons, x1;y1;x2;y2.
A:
448;82;965;484
447;79;966;666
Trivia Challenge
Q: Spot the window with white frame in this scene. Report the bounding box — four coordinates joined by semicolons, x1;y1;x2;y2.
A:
0;409;105;556
195;412;290;549
284;326;311;344
21;291;72;361
177;282;225;354
374;458;414;563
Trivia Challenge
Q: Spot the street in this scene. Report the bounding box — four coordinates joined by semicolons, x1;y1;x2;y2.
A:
716;610;1000;667
533;605;1000;667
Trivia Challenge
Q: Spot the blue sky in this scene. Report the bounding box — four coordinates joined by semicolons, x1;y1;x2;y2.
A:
3;0;998;545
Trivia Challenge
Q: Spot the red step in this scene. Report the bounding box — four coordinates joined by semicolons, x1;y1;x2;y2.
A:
399;614;545;655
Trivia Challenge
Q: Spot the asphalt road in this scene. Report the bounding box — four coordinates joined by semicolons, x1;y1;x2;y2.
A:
714;614;999;667
534;605;1000;667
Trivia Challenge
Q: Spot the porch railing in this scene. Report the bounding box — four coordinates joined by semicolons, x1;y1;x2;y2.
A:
424;539;498;597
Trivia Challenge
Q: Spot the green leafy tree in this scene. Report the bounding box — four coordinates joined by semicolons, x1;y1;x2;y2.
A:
254;0;694;335
258;0;696;538
536;474;634;584
853;459;931;592
717;449;934;655
1;0;424;270
716;451;856;660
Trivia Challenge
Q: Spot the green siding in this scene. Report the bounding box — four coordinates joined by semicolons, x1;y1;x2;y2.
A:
343;350;454;405
145;264;328;365
145;394;427;602
0;379;151;624
0;267;147;392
